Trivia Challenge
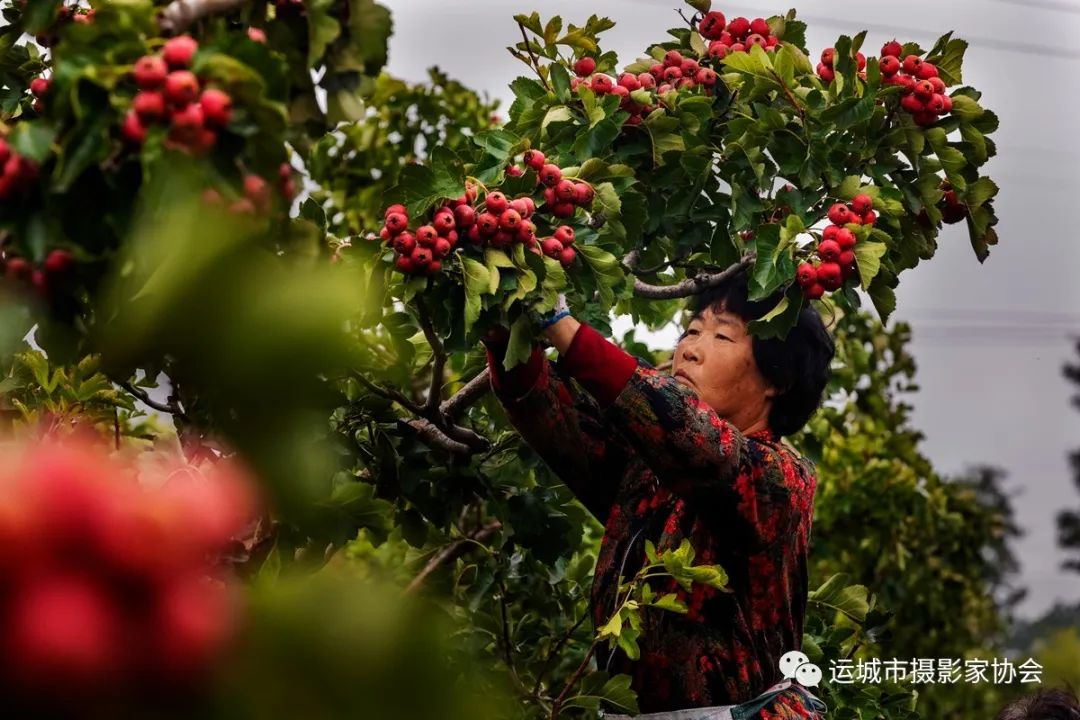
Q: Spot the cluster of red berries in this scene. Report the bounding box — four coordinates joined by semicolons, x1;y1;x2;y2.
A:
797;193;876;299
816;47;868;83
202;164;296;215
0;437;255;702
28;76;50;114
525;150;595;221
377;203;460;276
570;57;659;127
1;248;74;302
122;36;234;154
23;1;95;47
878;41;952;127
0;139;39;201
698;11;781;59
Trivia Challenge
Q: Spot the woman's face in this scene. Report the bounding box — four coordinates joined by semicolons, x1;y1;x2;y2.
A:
670;305;777;431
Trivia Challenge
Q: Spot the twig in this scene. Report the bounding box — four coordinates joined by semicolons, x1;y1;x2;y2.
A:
676;8;698;30
353;371;424;416
771;71;806;119
119;380;189;421
405;520;502;593
532;610;592;698
441;369;491;421
518;21;552;92
498;577;525;689
624;252;757;300
549;644;597;720
414;297;446;416
157;0;249;34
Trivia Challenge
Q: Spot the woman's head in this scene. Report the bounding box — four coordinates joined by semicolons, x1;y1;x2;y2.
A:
671;271;835;437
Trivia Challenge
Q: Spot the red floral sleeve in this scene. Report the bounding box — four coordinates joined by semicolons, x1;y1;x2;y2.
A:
483;338;634;523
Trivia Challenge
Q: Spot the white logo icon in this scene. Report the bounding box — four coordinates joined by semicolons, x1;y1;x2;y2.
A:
779;650;822;687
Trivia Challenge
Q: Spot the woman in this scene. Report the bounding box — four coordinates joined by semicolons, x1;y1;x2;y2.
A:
483;270;835;718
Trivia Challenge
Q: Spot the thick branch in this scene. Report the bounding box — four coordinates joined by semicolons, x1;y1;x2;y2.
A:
405;520;502;593
625;252;757;300
441;369;491;421
157;0;248;33
401;418;472;455
414;297;447;416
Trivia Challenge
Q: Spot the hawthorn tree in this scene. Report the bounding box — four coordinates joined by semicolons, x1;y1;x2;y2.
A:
0;0;1012;718
1059;340;1080;574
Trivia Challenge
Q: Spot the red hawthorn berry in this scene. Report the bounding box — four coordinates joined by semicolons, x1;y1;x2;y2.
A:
900;94;925;114
818;239;841;263
827;203;852;226
121;112;147;144
573;57;596;77
836;228;856;250
839;250;855;268
43;249;73;278
766;35;780;49
539;164;563;187
559;246;576;267
707;41;728;61
879;55;901;76
415;225;438;246
410;246;433;266
916;62;938;80
476;213;499;236
228;198;255;215
517;220;536;242
649;63;665;79
466;225;483;245
817;262;843;290
590;74;615;94
384;204;407;219
490;231;513;248
726;17;751;39
453;204;476;228
821;48;836;67
393;232;416;255
485;191;509;215
163;36;199;69
280;178;296;202
432;208;456;235
663;50;684;67
551;202;576;218
881;39;903;58
804;282;825;300
247;27;267;43
555;179;576;203
554;225;575;245
512;197;536;217
902;55;923;75
499;208;522;230
199;89;233;127
796;262;817;287
856;52;867;71
523;149;545;171
506;165;523;177
164;71;200;107
696;68;717;86
658;83;673;94
914;79;935;100
395;255;415;274
243;174;270;211
927;94;947;114
618;73;641;91
939;95;953;113
422;260;442;275
5;256;31;281
611;85;630;100
170;103;204;140
573;183;594;206
817;64;835;82
540;237;563;257
663;66;683;82
822;225;840;242
543;186;556;205
30;77;50;98
913;111;937;127
745;34;768;50
133;91;166;123
134;55;168;89
851;194;873;216
444;230;459;246
680;58;700;76
750;17;770;36
718;31;734;46
699;11;727;40
433;237;452;258
385;212;408;235
929;77;947;94
637;72;656;88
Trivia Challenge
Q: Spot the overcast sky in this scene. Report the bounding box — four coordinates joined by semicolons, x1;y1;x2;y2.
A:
382;0;1080;620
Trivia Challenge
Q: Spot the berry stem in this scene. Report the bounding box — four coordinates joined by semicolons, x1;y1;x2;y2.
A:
516;21;552;92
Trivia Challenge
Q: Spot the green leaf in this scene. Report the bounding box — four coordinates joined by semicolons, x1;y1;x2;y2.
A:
8;122;55;163
966;177;998;207
513;12;543;36
550;62;572;102
686;0;712;13
598;610;623;638
651;593;689;614
598;674;640;714
853;241;888;290
460;256;491;333
503;313;535;371
557;29;598;53
542;105;573;128
307;0;343;66
808;573;870;622
686;564;729;590
575;244;624;306
748;282;803;340
930;38;967;86
644;110;684;167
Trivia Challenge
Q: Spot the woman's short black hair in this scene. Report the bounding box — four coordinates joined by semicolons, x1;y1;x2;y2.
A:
994;688;1080;720
687;271;835;437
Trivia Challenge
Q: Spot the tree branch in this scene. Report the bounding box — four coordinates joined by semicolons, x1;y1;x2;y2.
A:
401;418;473;455
441;369;491;420
517;22;553;92
353;371;424;416
624;252;757;299
405;519;502;593
549;643;597;720
119;380;189;421
414;297;447;416
157;0;249;34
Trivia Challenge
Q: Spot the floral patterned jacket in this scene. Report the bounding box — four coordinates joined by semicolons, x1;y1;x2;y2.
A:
485;323;821;716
